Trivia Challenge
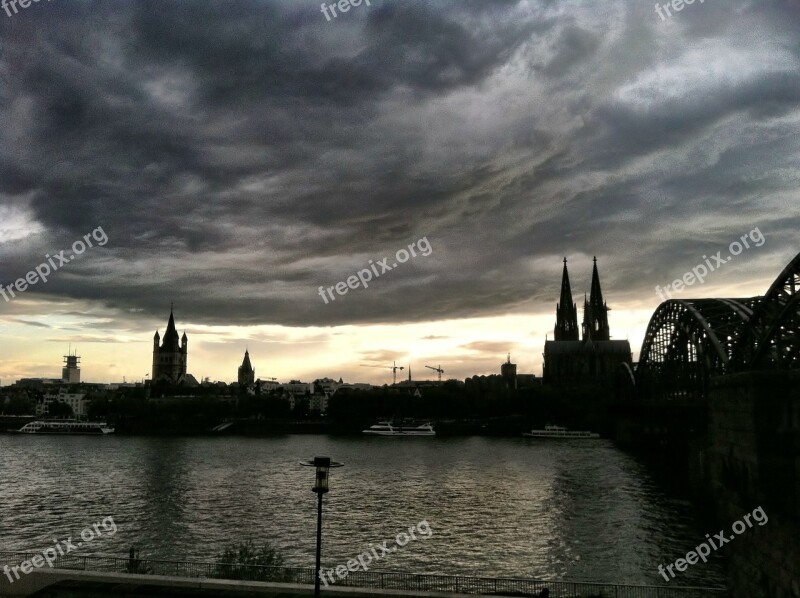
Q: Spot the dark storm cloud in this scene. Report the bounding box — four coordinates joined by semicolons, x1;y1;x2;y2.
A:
8;318;50;328
0;0;798;331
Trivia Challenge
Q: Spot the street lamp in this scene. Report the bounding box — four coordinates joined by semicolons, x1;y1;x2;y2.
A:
299;456;343;598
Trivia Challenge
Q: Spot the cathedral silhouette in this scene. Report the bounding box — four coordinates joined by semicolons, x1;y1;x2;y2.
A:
543;258;632;384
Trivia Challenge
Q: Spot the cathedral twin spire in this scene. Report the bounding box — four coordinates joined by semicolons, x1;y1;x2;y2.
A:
583;257;610;341
554;257;610;342
555;258;579;340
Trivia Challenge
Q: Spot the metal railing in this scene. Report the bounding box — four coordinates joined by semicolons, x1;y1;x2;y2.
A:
0;551;727;598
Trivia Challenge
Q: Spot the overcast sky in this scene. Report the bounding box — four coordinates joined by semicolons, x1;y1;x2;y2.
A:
1;0;798;384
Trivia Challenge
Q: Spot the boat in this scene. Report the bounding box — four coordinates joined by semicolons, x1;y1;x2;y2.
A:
13;420;115;435
362;420;436;436
523;425;599;439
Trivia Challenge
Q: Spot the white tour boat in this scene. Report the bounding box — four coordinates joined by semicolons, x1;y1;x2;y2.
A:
15;420;115;435
362;420;436;437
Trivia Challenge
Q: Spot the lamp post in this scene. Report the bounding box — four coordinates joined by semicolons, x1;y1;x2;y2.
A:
300;456;343;598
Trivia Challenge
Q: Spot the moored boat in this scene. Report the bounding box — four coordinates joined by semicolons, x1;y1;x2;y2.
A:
362;420;435;436
13;420;115;435
523;425;599;439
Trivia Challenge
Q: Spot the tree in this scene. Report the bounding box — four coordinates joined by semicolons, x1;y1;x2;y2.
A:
213;539;288;582
87;396;111;420
291;396;310;419
2;395;35;415
47;400;74;418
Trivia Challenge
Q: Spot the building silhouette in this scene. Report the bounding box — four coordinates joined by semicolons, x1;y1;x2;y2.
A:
238;349;255;387
543;257;632;384
62;350;80;384
152;307;188;384
501;354;517;389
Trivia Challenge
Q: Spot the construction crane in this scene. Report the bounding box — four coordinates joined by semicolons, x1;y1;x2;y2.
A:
360;361;405;385
425;364;444;384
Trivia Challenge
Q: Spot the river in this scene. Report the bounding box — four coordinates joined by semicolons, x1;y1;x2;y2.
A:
0;434;726;587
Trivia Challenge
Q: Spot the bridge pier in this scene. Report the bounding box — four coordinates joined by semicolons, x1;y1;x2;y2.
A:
705;370;800;598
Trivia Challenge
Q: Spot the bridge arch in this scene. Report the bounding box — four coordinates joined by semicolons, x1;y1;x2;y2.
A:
636;298;759;401
635;251;800;400
731;251;800;371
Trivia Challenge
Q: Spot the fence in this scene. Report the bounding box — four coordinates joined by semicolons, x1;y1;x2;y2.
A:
0;552;727;598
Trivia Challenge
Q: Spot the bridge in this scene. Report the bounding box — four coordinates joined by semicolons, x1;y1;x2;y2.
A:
629;250;800;401
612;250;800;598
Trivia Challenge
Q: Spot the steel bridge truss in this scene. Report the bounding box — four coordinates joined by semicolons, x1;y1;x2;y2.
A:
731;251;800;371
635;251;800;401
637;298;760;401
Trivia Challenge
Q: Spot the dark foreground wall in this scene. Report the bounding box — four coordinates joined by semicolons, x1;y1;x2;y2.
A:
706;371;800;598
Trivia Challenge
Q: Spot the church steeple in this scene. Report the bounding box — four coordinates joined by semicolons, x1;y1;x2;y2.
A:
554;257;579;341
163;304;180;348
583;256;610;341
152;305;188;385
241;349;253;372
238;348;255;386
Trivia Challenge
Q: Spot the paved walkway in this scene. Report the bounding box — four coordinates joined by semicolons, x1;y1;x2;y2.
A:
3;569;475;598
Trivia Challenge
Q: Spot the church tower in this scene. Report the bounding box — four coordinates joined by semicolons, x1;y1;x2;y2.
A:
152;306;188;384
544;256;630;384
554;258;579;340
238;349;255;387
582;257;610;341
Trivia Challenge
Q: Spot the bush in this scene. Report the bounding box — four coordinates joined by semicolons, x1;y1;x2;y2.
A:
213;539;289;582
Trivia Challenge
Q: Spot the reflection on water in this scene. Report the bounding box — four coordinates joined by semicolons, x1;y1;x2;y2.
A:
0;435;726;586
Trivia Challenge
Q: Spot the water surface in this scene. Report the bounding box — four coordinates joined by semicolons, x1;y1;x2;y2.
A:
0;434;726;586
